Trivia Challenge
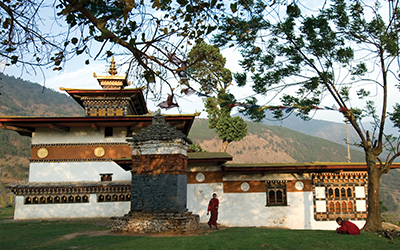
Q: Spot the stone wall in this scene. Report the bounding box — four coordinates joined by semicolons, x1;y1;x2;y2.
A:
130;174;187;213
111;212;200;234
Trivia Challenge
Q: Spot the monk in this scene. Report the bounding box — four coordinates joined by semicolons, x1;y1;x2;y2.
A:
336;217;360;235
207;193;219;229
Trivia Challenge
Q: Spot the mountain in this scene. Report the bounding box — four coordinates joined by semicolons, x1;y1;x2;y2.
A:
0;73;82;206
0;73;83;117
237;112;399;148
189;119;365;163
0;73;398;218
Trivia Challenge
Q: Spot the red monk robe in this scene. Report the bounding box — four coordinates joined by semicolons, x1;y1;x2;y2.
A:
336;220;361;235
207;194;219;229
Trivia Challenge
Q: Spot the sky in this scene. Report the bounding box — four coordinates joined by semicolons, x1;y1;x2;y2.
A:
0;0;398;129
1;48;349;124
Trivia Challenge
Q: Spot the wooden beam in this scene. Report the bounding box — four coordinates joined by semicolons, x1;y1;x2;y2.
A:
0;124;34;134
49;124;70;132
91;123;99;131
173;121;186;129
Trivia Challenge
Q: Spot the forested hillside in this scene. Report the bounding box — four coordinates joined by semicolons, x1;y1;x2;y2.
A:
0;73;83;206
0;73;83;117
189;119;365;163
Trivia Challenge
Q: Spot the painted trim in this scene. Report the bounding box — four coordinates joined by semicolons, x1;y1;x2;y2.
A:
187;172;223;184
31;144;132;161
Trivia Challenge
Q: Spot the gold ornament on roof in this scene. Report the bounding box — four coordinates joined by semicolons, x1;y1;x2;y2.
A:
108;57;118;76
93;56;130;90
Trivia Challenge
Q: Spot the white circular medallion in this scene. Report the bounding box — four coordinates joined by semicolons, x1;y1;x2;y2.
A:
195;173;205;182
37;148;48;158
241;182;250;192
295;181;304;191
94;147;105;157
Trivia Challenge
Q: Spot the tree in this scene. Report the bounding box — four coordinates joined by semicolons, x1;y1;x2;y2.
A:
1;0;255;99
215;0;400;231
187;41;247;152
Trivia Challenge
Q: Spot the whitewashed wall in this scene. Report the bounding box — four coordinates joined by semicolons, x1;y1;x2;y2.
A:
29;161;131;182
187;183;365;230
188;183;313;229
32;127;128;144
13;195;130;220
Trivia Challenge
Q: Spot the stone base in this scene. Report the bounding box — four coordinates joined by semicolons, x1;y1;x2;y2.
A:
110;211;200;234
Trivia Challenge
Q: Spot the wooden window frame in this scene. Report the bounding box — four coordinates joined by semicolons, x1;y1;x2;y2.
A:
266;184;287;206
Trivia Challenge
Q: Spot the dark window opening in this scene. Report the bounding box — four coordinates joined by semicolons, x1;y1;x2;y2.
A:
100;173;113;181
334;188;340;198
328;188;333;197
266;184;287;206
105;127;113;137
347;188;352;197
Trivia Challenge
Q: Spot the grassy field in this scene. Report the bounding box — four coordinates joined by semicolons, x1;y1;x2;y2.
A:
0;207;398;250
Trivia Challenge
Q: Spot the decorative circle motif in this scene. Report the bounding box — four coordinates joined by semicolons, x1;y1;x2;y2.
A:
295;181;304;191
195;173;205;182
37;148;49;158
241;182;250;192
94;147;106;157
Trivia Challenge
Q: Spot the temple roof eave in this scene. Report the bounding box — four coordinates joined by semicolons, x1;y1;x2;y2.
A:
59;87;148;115
221;162;400;173
0;114;200;136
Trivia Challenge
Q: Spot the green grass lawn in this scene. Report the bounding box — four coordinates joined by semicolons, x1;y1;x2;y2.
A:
0;207;398;250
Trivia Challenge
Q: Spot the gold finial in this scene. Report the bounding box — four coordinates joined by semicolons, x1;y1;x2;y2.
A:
108;56;117;76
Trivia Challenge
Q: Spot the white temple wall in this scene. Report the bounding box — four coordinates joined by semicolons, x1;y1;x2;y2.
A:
187;182;224;223
32;127;128;144
13;195;130;220
29;162;131;182
187;183;314;229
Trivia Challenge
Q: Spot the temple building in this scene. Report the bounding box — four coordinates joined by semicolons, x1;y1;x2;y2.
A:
1;59;399;230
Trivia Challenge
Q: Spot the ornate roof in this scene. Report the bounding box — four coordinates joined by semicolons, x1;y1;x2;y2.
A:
0;114;199;137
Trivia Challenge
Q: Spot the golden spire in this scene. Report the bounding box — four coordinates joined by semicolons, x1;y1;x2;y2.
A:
93;56;130;90
108;56;118;76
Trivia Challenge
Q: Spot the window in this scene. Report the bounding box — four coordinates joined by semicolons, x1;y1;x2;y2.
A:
100;173;113;181
105;127;113;137
266;181;287;206
313;172;368;221
347;188;352;197
341;188;346;197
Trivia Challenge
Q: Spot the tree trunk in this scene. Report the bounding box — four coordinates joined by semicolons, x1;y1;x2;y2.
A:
220;140;230;152
362;150;383;232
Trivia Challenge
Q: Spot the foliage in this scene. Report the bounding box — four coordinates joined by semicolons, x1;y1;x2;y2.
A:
214;0;400;231
0;0;258;99
188;142;204;152
187;41;232;94
0;213;398;250
187;42;247;152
